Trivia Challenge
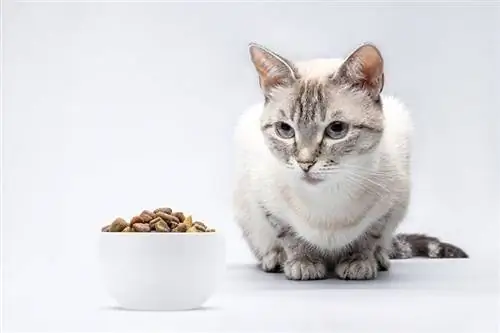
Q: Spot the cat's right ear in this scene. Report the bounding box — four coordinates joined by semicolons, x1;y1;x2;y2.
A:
248;43;298;97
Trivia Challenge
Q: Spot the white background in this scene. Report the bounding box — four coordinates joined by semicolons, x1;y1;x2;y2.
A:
2;1;499;332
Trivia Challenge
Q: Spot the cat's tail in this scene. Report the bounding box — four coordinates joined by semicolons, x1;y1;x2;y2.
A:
389;233;468;259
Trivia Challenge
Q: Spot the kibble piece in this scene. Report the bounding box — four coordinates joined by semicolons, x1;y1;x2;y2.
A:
141;210;155;217
109;218;128;232
206;228;216;232
130;215;145;226
101;225;110;232
183;215;193;227
140;211;154;223
173;212;185;222
154;220;170;232
173;223;188;233
193;221;207;231
168;221;179;229
122;226;132;232
193;225;205;232
155;211;180;223
154;207;173;214
132;223;151;232
187;226;200;233
149;217;164;227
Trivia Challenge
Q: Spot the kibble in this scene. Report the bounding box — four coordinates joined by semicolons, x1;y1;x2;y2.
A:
100;206;215;233
109;218;128;232
130;215;145;226
184;215;193;227
140;211;154;223
193;221;207;231
173;212;185;222
154;207;173;214
132;223;151;232
154;220;170;232
149;217;164;227
173;223;188;233
187;226;198;233
155;211;180;223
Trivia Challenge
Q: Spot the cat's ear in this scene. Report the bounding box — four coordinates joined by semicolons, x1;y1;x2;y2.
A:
333;43;384;99
248;42;298;97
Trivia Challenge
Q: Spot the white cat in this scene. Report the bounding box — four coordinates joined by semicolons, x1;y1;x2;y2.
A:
232;42;468;281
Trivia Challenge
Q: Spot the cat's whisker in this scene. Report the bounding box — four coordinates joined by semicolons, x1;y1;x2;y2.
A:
343;171;391;194
340;164;399;176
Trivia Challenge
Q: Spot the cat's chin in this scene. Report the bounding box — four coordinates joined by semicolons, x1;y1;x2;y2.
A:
300;173;325;186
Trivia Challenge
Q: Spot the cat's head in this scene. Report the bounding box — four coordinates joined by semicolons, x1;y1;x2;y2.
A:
249;42;385;185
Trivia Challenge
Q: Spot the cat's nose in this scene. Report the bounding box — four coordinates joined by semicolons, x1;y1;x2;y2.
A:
297;161;315;172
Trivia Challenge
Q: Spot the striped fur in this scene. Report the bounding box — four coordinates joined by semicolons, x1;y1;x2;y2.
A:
390;233;468;259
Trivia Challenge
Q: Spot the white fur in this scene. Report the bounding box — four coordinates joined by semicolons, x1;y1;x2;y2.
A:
233;59;412;258
295;58;345;82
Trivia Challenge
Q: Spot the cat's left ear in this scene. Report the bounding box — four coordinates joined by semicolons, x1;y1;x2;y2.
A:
333;43;384;99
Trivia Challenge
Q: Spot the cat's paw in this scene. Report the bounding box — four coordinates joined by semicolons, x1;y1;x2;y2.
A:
374;247;391;272
283;258;327;281
335;253;378;280
260;248;285;273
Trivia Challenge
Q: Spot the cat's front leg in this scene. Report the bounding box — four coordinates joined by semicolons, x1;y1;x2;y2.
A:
334;230;380;280
334;244;392;279
279;231;327;281
335;202;408;280
334;246;379;280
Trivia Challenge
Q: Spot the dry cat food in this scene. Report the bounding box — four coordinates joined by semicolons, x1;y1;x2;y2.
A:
101;207;215;233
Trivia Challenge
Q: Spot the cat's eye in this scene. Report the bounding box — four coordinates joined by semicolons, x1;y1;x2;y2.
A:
275;122;295;139
325;121;349;139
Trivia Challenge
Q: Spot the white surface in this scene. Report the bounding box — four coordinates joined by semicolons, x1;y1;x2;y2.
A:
3;258;499;333
99;232;225;311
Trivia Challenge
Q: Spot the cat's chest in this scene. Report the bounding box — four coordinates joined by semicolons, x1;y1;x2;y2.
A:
276;183;359;221
270;184;382;250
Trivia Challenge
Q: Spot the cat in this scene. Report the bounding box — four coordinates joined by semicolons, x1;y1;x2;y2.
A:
232;42;468;281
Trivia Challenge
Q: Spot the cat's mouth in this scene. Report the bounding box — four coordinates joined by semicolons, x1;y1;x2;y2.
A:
301;173;324;185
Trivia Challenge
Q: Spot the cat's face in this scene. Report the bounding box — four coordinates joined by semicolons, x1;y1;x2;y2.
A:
249;43;385;184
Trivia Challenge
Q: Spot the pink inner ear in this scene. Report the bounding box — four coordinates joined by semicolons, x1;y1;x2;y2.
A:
358;46;383;84
250;45;295;92
252;50;278;89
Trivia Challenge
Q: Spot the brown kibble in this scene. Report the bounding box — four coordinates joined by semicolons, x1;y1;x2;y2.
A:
154;220;170;232
101;207;215;233
149;217;164;227
141;210;155;217
132;223;151;232
155;211;180;223
184;215;193;227
154;207;173;214
193;225;205;232
130;215;145;226
140;211;154;223
110;218;128;232
173;223;188;232
193;221;207;231
173;212;185;222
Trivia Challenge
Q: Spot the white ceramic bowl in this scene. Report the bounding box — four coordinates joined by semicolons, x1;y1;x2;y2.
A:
99;231;225;311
